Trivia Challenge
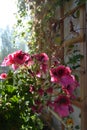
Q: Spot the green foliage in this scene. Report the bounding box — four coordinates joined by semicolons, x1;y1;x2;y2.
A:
75;0;87;5
0;70;43;130
66;48;84;69
14;0;87;56
75;125;80;129
17;0;27;17
55;0;71;6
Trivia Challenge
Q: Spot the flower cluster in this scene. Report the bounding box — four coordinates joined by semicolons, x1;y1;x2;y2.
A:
0;50;79;118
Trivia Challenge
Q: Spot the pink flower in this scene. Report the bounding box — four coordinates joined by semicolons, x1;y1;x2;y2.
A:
12;50;30;65
34;53;49;63
62;88;74;98
36;71;41;78
36;63;48;77
50;65;71;83
27;58;34;66
60;75;78;87
12;64;19;70
60;75;79;97
1;54;14;66
1;50;30;70
38;88;44;96
0;73;7;79
53;95;72;117
54;105;70;117
54;95;70;105
29;85;35;93
62;87;76;99
40;63;48;73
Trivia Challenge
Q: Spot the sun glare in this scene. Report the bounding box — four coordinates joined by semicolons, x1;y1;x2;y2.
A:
0;0;17;28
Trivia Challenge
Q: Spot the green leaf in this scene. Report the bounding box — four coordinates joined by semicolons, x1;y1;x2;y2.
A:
75;125;80;129
17;19;22;24
10;95;19;103
76;10;80;18
6;85;16;93
75;74;79;81
21;32;25;37
76;0;87;5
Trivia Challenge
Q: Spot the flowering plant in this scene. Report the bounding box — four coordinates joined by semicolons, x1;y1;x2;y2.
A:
0;50;79;129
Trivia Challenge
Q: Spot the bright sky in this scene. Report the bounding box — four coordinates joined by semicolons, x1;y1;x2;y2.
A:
0;0;17;29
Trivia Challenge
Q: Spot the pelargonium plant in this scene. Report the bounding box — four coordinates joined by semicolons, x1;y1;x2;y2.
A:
0;50;79;129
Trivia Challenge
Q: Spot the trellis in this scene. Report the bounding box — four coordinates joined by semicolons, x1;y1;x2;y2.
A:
44;2;87;130
25;1;87;129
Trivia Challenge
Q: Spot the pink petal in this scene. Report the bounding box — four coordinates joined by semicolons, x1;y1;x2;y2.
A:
54;105;70;117
0;73;7;79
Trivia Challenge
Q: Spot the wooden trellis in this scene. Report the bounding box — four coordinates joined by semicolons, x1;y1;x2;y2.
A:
47;2;87;130
34;1;87;129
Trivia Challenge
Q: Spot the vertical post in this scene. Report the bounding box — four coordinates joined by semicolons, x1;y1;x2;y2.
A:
60;6;64;41
60;6;64;62
60;6;65;130
80;4;87;130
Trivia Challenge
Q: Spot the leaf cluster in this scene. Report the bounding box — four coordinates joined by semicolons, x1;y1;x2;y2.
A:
0;70;43;130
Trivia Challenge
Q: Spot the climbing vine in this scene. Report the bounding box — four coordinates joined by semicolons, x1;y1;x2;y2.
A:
14;0;86;60
11;0;87;129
